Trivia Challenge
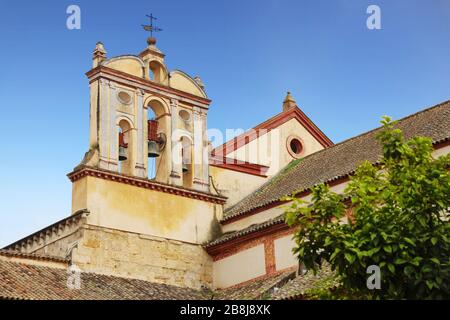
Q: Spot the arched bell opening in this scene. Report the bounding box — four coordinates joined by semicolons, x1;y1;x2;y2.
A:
181;135;193;189
117;119;133;175
147;99;168;181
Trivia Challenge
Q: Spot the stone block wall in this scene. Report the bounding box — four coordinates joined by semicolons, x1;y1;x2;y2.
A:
72;224;213;289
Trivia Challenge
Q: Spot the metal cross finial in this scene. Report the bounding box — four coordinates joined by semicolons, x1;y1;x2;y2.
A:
142;14;162;38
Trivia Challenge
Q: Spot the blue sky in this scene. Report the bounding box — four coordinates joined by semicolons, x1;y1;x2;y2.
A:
0;0;449;247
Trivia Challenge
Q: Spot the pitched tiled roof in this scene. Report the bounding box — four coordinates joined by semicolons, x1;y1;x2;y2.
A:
0;250;68;263
223;100;450;221
0;250;338;300
205;214;286;248
3;209;89;251
212;266;338;300
213;270;296;300
269;265;338;300
0;257;207;300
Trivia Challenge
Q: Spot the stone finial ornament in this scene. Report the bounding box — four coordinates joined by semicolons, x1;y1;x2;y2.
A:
282;91;297;111
92;42;107;68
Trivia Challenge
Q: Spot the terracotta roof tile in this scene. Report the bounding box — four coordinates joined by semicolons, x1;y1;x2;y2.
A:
0;250;69;263
205;214;285;248
269;265;338;300
0;259;207;300
213;270;296;300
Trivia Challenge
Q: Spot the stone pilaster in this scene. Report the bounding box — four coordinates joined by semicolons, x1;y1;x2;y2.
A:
135;89;146;177
108;81;118;172
98;79;110;171
170;98;182;186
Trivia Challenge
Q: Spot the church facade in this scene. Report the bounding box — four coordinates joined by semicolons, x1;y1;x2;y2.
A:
1;37;449;299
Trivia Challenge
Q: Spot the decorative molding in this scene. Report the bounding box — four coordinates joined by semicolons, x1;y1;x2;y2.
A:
136;88;145;97
68;166;227;204
286;135;305;159
86;66;211;108
139;47;165;59
210;155;269;177
3;209;89;253
170;98;179;107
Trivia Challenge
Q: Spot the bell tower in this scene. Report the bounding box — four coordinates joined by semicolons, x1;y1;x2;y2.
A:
76;36;212;192
63;25;226;290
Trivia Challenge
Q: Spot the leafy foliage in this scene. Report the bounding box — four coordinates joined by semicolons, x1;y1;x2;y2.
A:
285;117;450;299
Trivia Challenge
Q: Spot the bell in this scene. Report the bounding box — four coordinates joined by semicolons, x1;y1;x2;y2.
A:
119;146;128;161
148;140;160;158
182;163;188;173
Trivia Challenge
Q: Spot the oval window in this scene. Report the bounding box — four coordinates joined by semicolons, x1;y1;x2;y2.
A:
290;139;302;154
118;91;132;105
287;136;303;158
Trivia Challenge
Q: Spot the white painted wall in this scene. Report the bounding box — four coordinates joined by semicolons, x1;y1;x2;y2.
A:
274;235;298;271
213;245;265;288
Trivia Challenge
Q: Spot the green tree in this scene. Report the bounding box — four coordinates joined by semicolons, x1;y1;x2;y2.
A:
285;117;450;299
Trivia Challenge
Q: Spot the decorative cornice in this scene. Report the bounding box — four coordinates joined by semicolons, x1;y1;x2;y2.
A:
3;209;89;252
86;66;211;107
209;155;269;177
139;47;165;59
67;166;227;205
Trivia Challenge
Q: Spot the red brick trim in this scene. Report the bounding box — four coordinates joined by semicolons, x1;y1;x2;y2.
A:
86;66;211;107
286;135;305;159
212;106;333;157
67;166;227;205
212;226;297;289
264;239;276;274
210;155;269;177
436;138;450;149
221;201;286;225
209;224;294;261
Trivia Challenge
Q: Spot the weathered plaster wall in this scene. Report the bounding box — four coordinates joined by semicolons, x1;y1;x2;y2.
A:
274;235;297;271
72;176;222;244
209;166;267;209
169;71;206;97
104;58;144;77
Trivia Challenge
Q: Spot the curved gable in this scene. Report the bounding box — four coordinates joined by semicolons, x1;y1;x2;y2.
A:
169;70;207;98
102;55;145;78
